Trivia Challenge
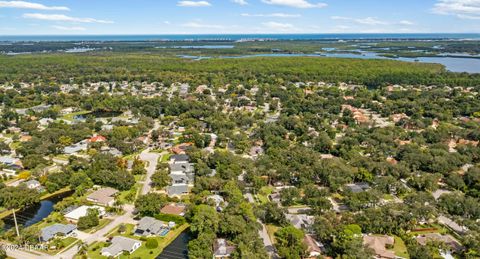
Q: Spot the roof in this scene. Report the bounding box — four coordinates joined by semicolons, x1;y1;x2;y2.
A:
169;163;194;173
65;205;105;221
304;234;322;255
213;239;236;257
345;183;370;193
87;187;118;205
286;214;314;230
167;184;189;197
135;217;166;236
89;135;106;143
160;204;186;216
416;233;463;251
438;216;468;234
41;224;77;242
24;180;40;186
363;235;395;259
170;154;189;163
101;236;141;256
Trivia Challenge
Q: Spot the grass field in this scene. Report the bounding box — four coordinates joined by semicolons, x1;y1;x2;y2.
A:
393;235;410;258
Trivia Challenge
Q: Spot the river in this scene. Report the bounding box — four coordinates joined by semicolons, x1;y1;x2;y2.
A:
157;230;190;259
179;52;480;73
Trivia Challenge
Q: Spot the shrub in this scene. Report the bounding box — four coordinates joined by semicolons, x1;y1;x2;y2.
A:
145;238;158;249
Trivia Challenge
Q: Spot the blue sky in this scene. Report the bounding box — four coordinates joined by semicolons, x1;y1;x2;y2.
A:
0;0;479;34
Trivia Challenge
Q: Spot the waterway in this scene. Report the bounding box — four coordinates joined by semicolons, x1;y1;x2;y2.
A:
157;230;190;259
2;190;73;230
180;52;480;73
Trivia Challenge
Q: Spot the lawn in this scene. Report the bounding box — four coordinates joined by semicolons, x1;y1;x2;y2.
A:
266;224;279;245
60;110;91;121
86;223;189;259
84;218;112;234
45;237;79;255
393;235;409;259
256;186;274;204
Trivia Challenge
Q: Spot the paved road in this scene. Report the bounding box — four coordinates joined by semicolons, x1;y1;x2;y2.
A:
244;193;278;259
139;150;161;195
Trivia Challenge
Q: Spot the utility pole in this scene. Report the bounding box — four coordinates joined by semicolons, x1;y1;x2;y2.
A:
12;209;19;237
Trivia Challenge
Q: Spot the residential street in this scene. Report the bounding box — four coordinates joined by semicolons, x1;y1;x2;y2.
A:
139;149;162;195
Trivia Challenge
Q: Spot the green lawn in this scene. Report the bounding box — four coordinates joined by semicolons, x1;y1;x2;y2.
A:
84;219;112;234
393;235;409;259
60;110;91;121
45;237;79;255
86;223;189;259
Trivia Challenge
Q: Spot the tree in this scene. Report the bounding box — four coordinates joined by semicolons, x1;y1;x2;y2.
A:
274;226;306;259
280;187;300;206
189;205;220;235
77;208;100;230
135;193;167;216
151;170;171;189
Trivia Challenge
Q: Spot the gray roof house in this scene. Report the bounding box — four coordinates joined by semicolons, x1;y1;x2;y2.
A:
63;140;88;155
213;239;236;258
101;236;141;257
167;184;190;197
23;179;41;190
134;217;169;237
41;224;77;242
345;183;370;193
286;214;315;231
170;154;190;164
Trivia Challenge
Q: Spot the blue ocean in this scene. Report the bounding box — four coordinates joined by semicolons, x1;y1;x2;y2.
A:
1;33;479;42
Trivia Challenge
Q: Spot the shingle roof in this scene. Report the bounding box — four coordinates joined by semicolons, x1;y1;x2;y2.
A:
41;224;77;242
101;236;141;257
135;217;166;236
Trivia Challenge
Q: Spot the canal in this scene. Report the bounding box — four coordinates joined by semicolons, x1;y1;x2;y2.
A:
3;190;73;229
157;230;190;259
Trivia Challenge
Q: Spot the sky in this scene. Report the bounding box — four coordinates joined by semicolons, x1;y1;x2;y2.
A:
0;0;479;35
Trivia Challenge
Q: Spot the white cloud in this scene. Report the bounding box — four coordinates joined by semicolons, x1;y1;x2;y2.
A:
232;0;248;5
164;21;171;25
432;0;480;19
0;1;69;10
261;0;327;8
177;1;211;7
23;13;114;23
182;22;224;29
331;16;388;25
241;13;301;18
262;21;296;32
399;20;414;25
52;25;86;31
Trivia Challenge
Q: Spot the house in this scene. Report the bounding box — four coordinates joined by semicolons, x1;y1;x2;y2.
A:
88;135;106;143
169;154;190;164
0;156;23;169
207;195;226;211
134;217;170;237
345;183;370;193
87;187;118;206
23;179;41;190
286;214;315;231
64;205;106;222
40;224;77;242
304;234;322;258
437;216;468;235
160;203;186;216
213;239;236;258
363;235;395;259
167;184;190;197
63;140;88;155
416;233;463;252
101;236;141;257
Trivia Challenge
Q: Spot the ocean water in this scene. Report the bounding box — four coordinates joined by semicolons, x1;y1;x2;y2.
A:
1;33;479;42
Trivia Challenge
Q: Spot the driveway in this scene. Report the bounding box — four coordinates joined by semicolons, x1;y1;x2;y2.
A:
139;150;162;195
